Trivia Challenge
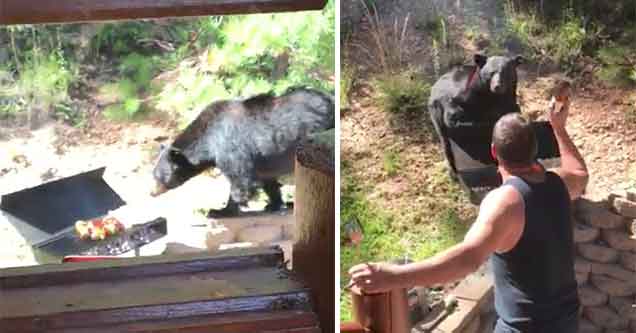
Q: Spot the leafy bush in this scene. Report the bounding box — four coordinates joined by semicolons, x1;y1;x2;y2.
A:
596;27;636;87
13;52;75;117
383;150;401;177
101;53;160;120
155;0;335;123
551;11;586;67
373;71;430;114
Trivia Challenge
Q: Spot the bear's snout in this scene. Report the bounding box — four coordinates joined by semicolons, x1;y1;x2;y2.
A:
490;73;504;94
150;182;168;197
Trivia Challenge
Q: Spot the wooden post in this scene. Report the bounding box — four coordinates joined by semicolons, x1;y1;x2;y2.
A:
292;129;335;333
350;286;410;333
0;0;327;25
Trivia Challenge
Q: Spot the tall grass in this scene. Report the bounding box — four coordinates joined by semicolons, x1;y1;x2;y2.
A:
353;0;412;75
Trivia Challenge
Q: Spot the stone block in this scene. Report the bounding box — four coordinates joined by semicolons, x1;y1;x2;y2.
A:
578;243;619;263
609;296;636;320
576;258;594;273
576;270;589;285
574;223;601;243
602;229;636;251
614;198;636;218
579;317;603;333
584;306;630;330
577;199;626;229
579;284;609;307
609;190;627;207
591;262;634;281
619;252;636;272
591;274;636;297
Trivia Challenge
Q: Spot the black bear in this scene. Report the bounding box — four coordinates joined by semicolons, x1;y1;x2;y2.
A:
151;87;335;217
428;54;523;177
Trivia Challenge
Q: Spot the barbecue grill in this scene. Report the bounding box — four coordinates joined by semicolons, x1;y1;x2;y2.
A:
0;167;167;263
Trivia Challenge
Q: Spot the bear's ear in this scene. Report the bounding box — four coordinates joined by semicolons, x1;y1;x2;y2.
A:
474;54;488;68
514;55;524;66
168;148;192;166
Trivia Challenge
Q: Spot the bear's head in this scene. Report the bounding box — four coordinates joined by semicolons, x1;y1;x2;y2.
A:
474;54;523;95
151;144;208;196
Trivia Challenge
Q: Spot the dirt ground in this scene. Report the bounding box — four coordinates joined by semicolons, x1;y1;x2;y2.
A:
0;115;288;268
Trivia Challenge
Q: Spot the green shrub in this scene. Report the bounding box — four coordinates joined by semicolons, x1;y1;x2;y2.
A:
374;71;430;114
101;53;161;121
383;150;401;177
596;45;636;87
551;12;586;66
155;0;335;122
14;52;75;114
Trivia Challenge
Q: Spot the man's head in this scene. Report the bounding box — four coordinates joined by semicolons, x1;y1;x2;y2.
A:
491;113;537;168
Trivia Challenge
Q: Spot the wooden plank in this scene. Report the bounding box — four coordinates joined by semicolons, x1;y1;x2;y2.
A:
42;310;320;333
0;246;283;289
0;0;327;25
1;266;312;331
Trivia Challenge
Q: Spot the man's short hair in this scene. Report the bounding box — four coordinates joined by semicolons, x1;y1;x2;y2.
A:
492;113;538;167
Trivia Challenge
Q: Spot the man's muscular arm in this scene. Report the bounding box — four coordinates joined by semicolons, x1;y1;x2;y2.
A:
549;99;589;200
349;187;524;293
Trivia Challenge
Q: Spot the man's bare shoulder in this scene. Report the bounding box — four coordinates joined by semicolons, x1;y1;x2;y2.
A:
481;184;524;211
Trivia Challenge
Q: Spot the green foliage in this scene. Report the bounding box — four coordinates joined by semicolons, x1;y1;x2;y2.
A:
382;150;401;177
0;1;334;126
91;21;155;56
340;65;355;109
596;44;636;87
155;0;335;122
551;11;586;67
501;2;587;68
101;53;161;121
6;51;76;120
373;71;430;114
53;102;85;127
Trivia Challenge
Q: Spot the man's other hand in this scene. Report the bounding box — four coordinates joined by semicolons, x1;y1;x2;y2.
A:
548;96;570;130
348;262;404;294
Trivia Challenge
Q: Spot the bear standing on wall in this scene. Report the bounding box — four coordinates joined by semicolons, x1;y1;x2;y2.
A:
151;87;335;217
428;54;524;177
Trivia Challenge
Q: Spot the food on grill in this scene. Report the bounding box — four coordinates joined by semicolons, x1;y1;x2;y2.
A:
75;217;124;241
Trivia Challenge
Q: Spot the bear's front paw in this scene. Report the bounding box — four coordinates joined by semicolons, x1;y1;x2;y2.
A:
264;201;285;212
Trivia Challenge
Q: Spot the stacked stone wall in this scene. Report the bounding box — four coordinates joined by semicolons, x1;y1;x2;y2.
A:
574;190;636;333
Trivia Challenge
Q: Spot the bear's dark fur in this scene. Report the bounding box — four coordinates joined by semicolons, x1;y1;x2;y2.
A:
428;54;523;177
152;87;335;217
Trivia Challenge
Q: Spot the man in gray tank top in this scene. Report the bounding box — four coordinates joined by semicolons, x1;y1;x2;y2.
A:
349;98;589;332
